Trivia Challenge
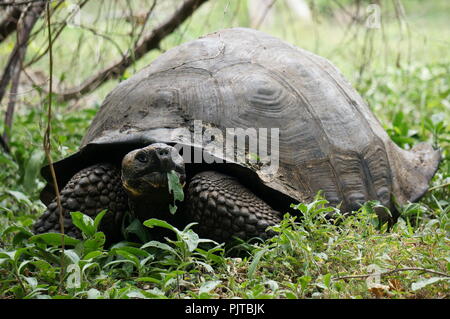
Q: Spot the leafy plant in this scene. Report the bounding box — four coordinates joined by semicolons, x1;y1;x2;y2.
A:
166;170;185;215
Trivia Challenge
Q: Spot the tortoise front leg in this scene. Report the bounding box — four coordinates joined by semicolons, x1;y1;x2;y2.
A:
185;171;282;243
33;163;129;242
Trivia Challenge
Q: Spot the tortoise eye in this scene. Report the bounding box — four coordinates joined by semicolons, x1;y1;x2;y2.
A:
135;152;148;163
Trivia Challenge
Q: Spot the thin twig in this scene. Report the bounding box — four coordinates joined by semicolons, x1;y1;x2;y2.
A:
0;5;22;43
333;267;450;281
48;0;208;101
428;182;450;192
0;135;9;152
13;269;27;294
253;0;277;29
0;0;51;6
42;1;65;292
3;58;21;145
74;24;126;58
0;0;46;150
133;0;157;48
24;0;88;68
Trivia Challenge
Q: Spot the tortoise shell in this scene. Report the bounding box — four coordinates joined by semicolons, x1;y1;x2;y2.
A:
42;28;440;216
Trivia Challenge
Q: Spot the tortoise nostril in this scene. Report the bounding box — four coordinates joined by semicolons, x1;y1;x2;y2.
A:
158;149;169;157
155;148;174;171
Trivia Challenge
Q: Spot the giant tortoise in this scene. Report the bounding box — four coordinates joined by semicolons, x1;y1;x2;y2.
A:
33;28;441;243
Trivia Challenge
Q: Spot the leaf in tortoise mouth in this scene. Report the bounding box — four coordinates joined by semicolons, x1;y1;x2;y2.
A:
167;170;185;215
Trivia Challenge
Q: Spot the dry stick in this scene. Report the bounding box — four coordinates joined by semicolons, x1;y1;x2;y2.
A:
427;182;450;192
80;25;126;57
24;0;88;68
253;0;277;30
51;0;209;101
0;1;46;151
357;27;374;84
0;0;49;6
396;0;412;69
3;61;21;146
333;267;450;281
309;1;320;54
328;2;360;65
0;135;10;153
122;1;157;74
379;0;389;72
42;1;65;292
0;5;22;44
133;0;157;49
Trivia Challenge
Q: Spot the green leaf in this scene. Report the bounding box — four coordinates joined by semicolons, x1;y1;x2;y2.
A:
32;247;61;264
29;233;80;247
115;246;150;258
298;275;312;291
199;280;222;294
123;218;150;243
0;153;18;168
7;190;32;207
83;232;106;253
83;250;103;261
323;273;332;289
194;261;214;273
411;277;449;291
264;280;279;292
93;210;108;231
2;225;33;246
113;249;140;268
181;229;199;252
63;250;80;264
30;260;52;271
167;170;184;215
169;204;177;215
86;288;102;299
136;277;162;284
143;218;179;234
70;212;95;237
248;247;269;279
23;277;38;289
141;240;177;255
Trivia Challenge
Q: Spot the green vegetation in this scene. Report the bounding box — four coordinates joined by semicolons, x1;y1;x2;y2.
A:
1;194;448;299
0;0;448;299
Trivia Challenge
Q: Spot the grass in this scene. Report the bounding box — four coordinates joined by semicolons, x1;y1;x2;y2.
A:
0;0;449;299
0;195;448;299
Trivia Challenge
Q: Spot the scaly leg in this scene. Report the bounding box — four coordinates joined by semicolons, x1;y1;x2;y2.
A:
33;163;128;241
185;171;282;242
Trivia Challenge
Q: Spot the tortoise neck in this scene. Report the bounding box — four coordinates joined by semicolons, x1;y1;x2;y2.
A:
127;188;174;223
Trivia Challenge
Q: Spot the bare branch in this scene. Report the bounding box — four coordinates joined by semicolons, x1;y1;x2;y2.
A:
51;0;208;101
0;0;49;6
252;0;278;29
0;5;22;43
0;134;9;152
133;0;157;47
0;0;46;150
333;267;450;281
40;0;65;292
24;0;89;68
2;58;21;146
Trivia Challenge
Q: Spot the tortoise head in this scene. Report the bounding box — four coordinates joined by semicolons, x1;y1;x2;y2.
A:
121;143;185;197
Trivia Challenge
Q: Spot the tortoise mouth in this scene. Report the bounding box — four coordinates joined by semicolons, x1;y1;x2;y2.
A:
122;172;169;196
143;172;169;188
122;170;186;196
121;143;186;196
